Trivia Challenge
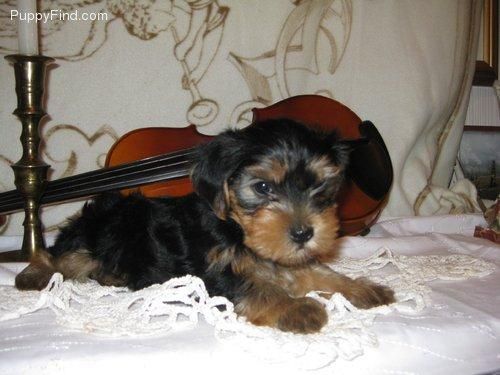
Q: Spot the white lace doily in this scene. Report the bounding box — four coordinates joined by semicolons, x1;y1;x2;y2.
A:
0;247;496;369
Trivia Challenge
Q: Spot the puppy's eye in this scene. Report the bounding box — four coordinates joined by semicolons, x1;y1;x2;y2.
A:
253;181;273;195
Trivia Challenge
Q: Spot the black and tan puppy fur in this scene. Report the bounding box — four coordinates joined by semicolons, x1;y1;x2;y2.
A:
16;119;394;334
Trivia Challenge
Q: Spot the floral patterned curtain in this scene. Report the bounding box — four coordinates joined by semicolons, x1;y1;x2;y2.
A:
0;0;482;235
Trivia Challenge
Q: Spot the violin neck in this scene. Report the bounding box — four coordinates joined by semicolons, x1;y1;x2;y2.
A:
0;148;197;215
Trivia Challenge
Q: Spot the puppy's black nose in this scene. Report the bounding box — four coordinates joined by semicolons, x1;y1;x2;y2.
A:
289;225;314;244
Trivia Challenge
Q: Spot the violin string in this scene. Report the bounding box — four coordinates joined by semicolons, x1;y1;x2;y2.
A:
46;161;191;195
40;164;193;206
0;147;198;213
0;147;196;202
0;162;193;214
48;147;197;190
45;154;195;195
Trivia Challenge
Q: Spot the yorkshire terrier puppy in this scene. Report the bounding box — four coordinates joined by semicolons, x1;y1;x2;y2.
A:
16;119;394;334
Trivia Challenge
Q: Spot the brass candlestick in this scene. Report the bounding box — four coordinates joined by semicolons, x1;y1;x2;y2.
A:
1;54;54;262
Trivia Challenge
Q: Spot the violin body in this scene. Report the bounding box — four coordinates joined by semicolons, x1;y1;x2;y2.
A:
105;125;212;197
0;95;391;236
106;95;393;235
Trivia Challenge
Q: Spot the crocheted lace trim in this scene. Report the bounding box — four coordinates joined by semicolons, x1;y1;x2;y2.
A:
0;247;495;369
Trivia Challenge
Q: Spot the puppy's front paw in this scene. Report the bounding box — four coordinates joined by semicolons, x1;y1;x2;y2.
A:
277;297;328;334
347;278;395;309
15;261;54;291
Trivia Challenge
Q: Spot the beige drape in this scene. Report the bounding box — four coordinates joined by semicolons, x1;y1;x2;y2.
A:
0;0;482;235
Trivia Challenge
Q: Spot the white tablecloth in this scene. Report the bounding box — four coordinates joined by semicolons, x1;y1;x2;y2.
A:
0;214;499;375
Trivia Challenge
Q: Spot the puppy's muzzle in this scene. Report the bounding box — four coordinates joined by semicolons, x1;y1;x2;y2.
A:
289;225;314;244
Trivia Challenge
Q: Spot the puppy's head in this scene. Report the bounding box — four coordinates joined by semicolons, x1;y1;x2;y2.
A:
192;119;348;266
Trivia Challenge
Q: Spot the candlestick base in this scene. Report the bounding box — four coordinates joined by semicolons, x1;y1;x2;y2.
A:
4;54;54;262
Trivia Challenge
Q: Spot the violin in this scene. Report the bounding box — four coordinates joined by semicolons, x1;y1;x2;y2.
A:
0;95;392;236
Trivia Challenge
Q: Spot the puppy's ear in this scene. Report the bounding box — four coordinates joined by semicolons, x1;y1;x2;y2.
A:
331;142;350;172
191;130;247;220
325;131;350;171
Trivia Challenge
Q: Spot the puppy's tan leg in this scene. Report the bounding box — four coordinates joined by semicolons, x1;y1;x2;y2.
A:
15;250;56;291
15;249;102;291
292;264;395;309
53;249;101;283
235;282;328;334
